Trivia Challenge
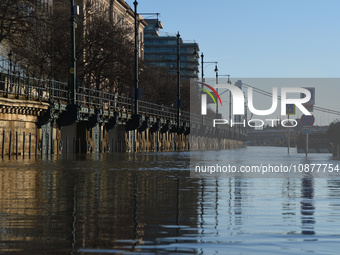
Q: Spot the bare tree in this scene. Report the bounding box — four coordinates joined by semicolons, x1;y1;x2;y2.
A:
78;10;134;96
139;64;178;106
0;0;38;44
2;0;192;108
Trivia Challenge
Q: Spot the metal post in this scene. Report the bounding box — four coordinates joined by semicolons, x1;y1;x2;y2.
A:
16;131;18;159
46;133;49;157
27;71;30;100
306;133;309;157
16;71;21;99
229;75;232;122
201;53;204;83
9;131;12;159
29;133;31;159
6;51;13;98
51;122;54;155
288;115;290;154
201;53;204;126
35;133;38;158
177;32;181;133
215;65;218;118
70;0;77;105
2;130;4;159
134;1;139;115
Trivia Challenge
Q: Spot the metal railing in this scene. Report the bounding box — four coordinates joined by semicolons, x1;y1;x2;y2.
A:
0;71;190;122
0;71;246;137
77;87;132;113
0;72;69;103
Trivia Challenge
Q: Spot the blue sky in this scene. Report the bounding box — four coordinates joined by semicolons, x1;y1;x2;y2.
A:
126;0;340;124
129;0;340;78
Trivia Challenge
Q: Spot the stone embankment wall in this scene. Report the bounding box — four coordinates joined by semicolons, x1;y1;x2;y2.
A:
0;98;245;158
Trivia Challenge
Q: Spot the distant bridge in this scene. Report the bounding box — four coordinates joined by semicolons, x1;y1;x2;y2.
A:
247;127;332;153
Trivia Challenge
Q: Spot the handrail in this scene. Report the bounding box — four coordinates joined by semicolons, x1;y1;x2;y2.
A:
0;71;245;136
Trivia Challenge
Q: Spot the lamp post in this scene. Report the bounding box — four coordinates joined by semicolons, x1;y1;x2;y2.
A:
200;52;217;124
214;64;218;118
216;74;232;138
177;32;181;132
177;32;182;150
133;1;139;115
200;54;217;84
201;52;204;84
70;0;78;105
216;74;232;120
228;75;231;122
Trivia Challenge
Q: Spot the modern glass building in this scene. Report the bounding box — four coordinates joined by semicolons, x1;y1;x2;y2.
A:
144;19;200;79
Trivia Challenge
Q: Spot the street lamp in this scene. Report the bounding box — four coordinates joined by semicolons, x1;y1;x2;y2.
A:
217;74;232;120
133;0;139;115
177;32;181;133
200;52;217;125
200;53;217;83
214;64;219;118
135;11;162;113
70;0;79;105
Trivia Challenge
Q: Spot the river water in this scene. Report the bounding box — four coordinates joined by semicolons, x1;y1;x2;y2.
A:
0;147;340;254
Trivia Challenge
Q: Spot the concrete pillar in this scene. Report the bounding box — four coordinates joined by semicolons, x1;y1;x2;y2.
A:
41;122;53;156
60;123;77;154
107;125;127;152
93;123;101;154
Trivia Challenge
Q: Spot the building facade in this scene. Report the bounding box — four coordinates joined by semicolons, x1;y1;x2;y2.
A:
0;0;53;73
144;19;199;79
0;0;146;74
82;0;147;58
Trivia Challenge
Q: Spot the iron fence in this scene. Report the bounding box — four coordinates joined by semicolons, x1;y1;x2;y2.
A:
0;72;68;102
0;71;246;136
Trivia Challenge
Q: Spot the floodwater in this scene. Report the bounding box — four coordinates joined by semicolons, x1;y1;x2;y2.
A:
0;147;340;254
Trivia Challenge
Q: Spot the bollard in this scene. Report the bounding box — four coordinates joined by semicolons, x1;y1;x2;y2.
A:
16;131;18;159
35;133;38;158
23;132;25;159
9;131;12;159
29;133;32;159
1;130;4;159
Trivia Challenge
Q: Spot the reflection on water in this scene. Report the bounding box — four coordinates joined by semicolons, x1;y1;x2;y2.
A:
0;148;340;254
300;177;316;236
